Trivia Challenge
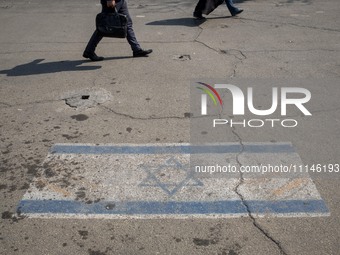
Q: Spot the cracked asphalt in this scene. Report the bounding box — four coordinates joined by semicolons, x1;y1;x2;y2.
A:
1;0;340;254
232;132;288;255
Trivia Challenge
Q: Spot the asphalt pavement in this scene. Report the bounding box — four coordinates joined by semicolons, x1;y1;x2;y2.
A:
0;0;339;254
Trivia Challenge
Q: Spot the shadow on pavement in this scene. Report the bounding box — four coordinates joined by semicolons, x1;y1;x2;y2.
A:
235;0;311;3
0;56;131;77
234;0;252;3
206;16;232;19
146;18;206;27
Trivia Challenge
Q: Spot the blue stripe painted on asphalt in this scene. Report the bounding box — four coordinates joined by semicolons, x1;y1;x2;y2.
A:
50;143;295;155
17;199;328;215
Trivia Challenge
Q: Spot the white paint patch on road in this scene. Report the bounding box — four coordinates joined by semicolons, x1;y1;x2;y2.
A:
17;143;329;218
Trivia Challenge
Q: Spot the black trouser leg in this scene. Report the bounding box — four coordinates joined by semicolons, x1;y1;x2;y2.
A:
194;0;207;14
85;0;141;53
117;0;141;52
84;30;103;54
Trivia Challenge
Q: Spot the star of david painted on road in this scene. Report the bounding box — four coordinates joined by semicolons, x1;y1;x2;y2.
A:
138;157;203;196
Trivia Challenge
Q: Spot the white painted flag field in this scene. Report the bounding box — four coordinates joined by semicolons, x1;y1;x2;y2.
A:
17;143;329;218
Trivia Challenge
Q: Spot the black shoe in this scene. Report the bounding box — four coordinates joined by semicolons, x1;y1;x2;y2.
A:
83;51;104;61
133;49;153;57
231;9;243;16
193;12;206;20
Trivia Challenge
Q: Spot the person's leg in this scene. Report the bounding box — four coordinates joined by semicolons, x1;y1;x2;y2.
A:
225;0;243;16
117;0;140;52
83;30;104;61
193;0;207;19
116;0;152;57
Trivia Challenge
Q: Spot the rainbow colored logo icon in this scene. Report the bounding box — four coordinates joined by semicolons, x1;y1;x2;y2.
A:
196;82;223;115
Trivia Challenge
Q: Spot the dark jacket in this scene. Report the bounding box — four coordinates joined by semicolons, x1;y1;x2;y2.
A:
203;0;224;15
100;0;122;13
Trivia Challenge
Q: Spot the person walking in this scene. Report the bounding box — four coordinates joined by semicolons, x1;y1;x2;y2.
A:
193;0;243;19
83;0;152;61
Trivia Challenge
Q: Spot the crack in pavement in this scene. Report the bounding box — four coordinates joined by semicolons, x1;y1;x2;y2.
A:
240;17;340;33
231;127;288;255
308;106;340;115
244;49;340;53
1;96;224;122
277;106;340;119
100;105;226;121
194;26;249;78
194;39;220;54
100;105;191;120
220;49;247;77
194;25;220;54
220;49;247;61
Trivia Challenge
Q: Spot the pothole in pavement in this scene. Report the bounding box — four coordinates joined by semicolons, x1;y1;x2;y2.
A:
62;88;112;109
172;54;191;61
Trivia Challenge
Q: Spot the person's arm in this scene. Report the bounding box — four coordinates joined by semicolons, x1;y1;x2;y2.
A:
107;0;116;8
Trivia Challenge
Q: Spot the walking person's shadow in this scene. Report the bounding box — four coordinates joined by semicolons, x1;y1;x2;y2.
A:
146;18;207;27
0;59;101;77
0;56;130;77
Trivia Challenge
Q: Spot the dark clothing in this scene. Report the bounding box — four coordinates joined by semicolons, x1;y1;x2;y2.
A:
225;0;239;14
85;0;141;53
194;0;207;15
194;0;239;15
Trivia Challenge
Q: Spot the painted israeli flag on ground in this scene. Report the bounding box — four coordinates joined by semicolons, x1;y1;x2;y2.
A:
17;143;329;218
